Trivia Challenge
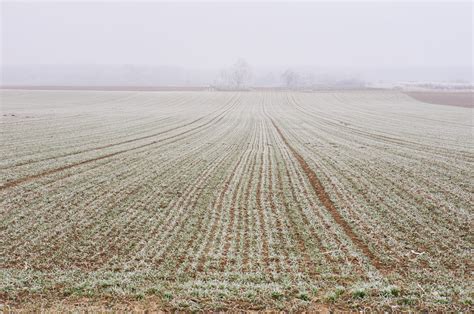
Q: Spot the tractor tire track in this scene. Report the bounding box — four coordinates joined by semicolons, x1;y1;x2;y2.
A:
1;94;226;169
0;96;238;191
270;118;389;274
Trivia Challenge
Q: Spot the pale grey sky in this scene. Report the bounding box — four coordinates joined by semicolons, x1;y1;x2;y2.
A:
1;1;472;69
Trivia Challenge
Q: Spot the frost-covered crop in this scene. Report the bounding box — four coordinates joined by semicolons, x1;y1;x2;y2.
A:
0;90;471;311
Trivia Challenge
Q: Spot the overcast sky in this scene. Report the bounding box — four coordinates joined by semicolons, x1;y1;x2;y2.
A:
1;1;472;70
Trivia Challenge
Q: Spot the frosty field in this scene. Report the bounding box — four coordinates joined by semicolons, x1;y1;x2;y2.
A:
0;90;472;311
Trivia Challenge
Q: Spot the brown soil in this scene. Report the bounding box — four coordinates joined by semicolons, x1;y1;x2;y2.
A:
406;91;473;108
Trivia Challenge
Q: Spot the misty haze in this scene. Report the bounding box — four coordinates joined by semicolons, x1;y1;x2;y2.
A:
1;1;473;312
2;1;473;87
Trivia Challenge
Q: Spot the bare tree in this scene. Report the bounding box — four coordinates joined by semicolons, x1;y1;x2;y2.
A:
281;69;300;89
215;59;252;89
229;59;252;89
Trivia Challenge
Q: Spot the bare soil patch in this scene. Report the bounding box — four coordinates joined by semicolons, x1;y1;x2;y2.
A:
405;91;473;108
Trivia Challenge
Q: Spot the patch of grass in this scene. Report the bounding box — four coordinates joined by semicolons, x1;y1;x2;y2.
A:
98;280;115;289
462;298;472;306
334;285;345;296
381;285;401;297
163;291;173;301
297;292;310;301
146;287;161;295
351;288;367;299
324;285;345;303
63;285;95;297
399;297;416;306
135;292;145;300
271;290;284;300
324;292;339;303
435;297;449;304
245;291;256;300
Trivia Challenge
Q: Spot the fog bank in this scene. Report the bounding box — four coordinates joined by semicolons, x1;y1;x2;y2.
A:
1;2;472;86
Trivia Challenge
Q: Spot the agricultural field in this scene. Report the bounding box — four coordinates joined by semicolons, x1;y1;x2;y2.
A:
0;90;472;311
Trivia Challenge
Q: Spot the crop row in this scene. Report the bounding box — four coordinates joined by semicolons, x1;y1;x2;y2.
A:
1;90;472;310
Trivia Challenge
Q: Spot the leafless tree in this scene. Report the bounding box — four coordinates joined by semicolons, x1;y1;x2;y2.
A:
215;59;252;89
281;69;300;89
229;59;252;89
